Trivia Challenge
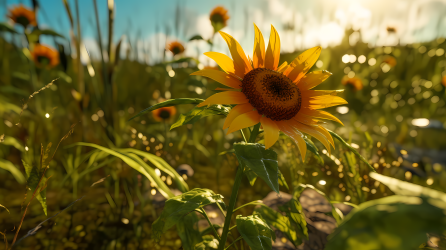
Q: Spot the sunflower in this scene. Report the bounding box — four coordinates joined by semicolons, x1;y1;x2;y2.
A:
30;44;60;68
191;24;346;160
342;76;363;91
210;6;229;33
152;106;177;122
167;41;185;56
383;55;397;68
7;5;37;28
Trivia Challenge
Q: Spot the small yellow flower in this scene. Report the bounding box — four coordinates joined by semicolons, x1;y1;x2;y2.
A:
342;76;363;91
167;41;185;56
210;6;229;33
30;44;60;68
191;24;346;160
7;4;37;28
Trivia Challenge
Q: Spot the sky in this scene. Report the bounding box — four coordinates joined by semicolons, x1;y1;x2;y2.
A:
2;0;446;64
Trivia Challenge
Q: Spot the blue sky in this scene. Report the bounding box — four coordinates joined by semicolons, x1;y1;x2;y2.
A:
2;0;446;63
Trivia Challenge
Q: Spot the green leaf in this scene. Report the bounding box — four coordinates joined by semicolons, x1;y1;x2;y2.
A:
71;142;174;198
22;160;47;216
0;159;26;184
370;172;446;200
325;195;446;250
304;137;323;164
236;214;275;250
279;199;308;241
189;35;204;41
119;148;189;193
152;188;225;241
233;142;280;193
328;130;375;173
295;184;343;224
177;212;203;250
194;235;219;250
30;28;65;38
171;105;229;130
129;98;204;121
254;205;302;247
0;22;17;33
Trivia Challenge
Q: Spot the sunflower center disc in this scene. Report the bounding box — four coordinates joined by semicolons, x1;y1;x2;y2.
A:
242;68;302;121
159;110;171;119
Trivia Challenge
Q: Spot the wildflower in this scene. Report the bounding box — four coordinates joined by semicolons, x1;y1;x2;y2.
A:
152;106;177;122
210;6;229;33
383;55;397;68
386;26;396;33
7;4;37;28
342;76;363;91
30;44;60;68
167;41;185;56
192;24;346;160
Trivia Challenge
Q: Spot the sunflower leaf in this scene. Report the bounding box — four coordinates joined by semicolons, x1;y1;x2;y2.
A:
236;214;275;250
194;235;219;250
254;205;304;247
171;105;229;130
279;199;308;242
325;195;446;250
176;212;202;250
129;98;204;121
152;188;225;241
233;142;280;193
303;137;323;164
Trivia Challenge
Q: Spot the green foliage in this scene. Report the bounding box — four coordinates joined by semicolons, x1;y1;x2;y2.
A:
189;35;204;41
0;159;26;184
304;136;323;163
254;204;305;247
236;214;275;250
176;212;203;250
233;142;280;193
194;235;219;250
129;98;204;121
22;160;48;216
325;195;446;250
152;188;225;241
279;198;309;241
171;105;229;130
0;22;17;33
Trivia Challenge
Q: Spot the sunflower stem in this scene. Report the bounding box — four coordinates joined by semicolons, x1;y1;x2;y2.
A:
217;159;244;250
248;123;261;143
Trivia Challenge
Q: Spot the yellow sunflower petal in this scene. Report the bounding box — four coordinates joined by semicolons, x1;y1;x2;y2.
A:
277;61;289;73
260;116;280;149
204;52;245;79
298;70;332;90
302;89;344;97
265;25;280;70
223;103;254;129
277;121;307;161
227;110;261;135
289;120;331;154
253;23;266;69
293;112;320;126
197;91;248;107
283;46;321;83
219;31;253;75
191;69;241;89
299;108;344;125
306;95;348;109
315;125;335;149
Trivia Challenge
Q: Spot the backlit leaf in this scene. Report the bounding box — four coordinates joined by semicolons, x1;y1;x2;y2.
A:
234;142;280;193
194;235;219;250
236;214;275;250
177;212;202;250
152;188;225;241
129;98;204;121
171;105;229;130
22;160;47;216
